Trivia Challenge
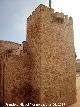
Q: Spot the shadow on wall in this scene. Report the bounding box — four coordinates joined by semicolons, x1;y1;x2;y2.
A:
10;82;40;106
0;100;3;107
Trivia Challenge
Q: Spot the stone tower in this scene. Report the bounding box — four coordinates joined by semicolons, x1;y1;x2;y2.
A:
25;4;76;107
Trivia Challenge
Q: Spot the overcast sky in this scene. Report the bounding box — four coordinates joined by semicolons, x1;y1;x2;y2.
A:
0;0;80;59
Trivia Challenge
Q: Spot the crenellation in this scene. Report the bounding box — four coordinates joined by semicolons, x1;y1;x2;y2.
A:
69;16;73;20
64;15;68;20
69;16;73;24
28;4;73;26
27;4;73;26
54;12;64;19
64;15;69;24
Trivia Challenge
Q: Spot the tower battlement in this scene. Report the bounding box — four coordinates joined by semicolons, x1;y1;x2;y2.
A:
27;4;73;25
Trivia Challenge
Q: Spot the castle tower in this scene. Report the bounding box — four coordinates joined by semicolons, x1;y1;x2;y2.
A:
26;4;76;107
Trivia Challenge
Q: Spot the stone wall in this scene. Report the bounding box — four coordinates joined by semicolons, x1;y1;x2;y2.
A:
0;4;76;107
26;4;76;107
0;54;31;107
0;42;37;107
0;40;20;53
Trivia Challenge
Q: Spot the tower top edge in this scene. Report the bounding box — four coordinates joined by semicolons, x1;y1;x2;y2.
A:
27;4;73;23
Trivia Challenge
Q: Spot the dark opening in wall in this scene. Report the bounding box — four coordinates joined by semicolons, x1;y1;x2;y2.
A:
57;18;64;24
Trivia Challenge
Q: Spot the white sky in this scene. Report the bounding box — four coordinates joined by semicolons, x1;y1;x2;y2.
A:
50;0;80;59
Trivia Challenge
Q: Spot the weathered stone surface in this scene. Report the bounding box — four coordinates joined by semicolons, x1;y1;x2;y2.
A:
0;4;76;107
26;4;76;107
